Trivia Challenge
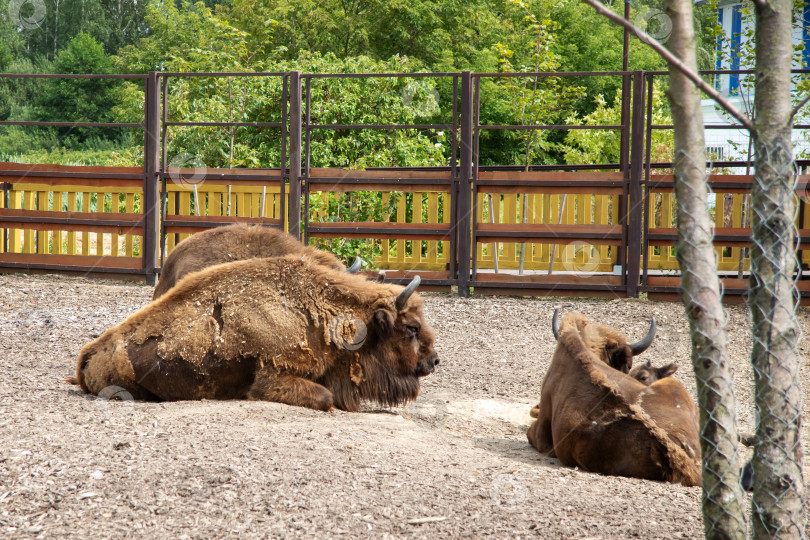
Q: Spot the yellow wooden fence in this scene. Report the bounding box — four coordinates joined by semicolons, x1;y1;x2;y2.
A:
1;185;143;257
0;165;285;270
474;192;619;273
4;165;807;276
162;181;285;258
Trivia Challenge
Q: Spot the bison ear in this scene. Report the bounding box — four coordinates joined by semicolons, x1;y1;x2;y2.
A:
658;363;678;378
373;309;395;335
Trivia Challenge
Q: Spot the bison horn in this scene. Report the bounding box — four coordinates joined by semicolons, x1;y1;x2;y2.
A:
629;317;657;356
346;257;362;274
376;271;386;283
552;308;561;340
395;275;421;311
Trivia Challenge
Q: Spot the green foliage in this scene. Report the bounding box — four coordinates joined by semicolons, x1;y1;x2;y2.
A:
309;191;400;267
487;1;585;167
548;1;668;113
7;0;146;60
223;0;503;72
114;1;264;74
33;33;131;145
0;147;121;165
561;87;673;167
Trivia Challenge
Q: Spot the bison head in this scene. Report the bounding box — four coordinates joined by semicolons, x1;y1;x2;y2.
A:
340;276;439;408
551;309;656;373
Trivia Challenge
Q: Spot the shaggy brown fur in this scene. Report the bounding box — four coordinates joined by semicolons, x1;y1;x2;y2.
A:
629;360;678;385
527;312;701;487
152;224;347;299
76;255;438;411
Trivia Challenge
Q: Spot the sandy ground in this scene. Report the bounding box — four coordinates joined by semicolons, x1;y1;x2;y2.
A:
0;273;808;539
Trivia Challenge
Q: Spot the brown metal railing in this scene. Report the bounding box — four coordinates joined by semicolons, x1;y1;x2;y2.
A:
1;69;809;301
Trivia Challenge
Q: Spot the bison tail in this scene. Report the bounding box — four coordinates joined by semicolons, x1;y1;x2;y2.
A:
64;376;80;385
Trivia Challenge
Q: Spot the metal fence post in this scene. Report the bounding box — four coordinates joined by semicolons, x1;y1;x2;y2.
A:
143;71;160;285
288;71;302;240
457;71;473;297
617;70;632;285
627;71;646;297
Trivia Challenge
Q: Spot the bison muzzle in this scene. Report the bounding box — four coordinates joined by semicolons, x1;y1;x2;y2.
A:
75;255;438;412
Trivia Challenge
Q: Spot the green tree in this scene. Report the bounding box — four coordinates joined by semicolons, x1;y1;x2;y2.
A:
8;0;145;60
36;32;122;144
561;88;673;167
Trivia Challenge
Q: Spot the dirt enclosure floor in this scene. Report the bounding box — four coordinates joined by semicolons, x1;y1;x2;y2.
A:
1;273;808;539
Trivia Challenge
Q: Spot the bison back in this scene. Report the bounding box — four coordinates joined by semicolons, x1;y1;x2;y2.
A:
153;224;345;299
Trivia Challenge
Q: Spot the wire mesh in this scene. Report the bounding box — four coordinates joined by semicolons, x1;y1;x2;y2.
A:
748;140;807;538
672;149;748;539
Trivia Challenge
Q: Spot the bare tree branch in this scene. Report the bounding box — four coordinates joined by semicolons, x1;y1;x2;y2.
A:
580;0;754;132
790;93;810;119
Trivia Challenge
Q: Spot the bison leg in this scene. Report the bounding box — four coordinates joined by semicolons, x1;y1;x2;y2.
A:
247;371;334;411
526;398;556;458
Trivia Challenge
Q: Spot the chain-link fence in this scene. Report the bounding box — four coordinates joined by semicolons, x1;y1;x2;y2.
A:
672;149;748;538
674;141;807;539
748;141;806;538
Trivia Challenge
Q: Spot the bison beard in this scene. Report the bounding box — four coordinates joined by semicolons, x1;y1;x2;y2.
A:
528;311;701;487
75;255;438;411
152;223;352;300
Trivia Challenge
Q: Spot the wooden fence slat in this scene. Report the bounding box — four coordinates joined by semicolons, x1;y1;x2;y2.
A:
395;194;406;263
81;192;91;256
380;192;391;265
52;192;63;254
476;193;486;262
36;191;49;254
178;191;192;244
428;192;438;262
22;191;35;253
110;192;120;257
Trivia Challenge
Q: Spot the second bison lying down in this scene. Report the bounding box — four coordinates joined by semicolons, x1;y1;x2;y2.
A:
152;224;359;299
528;311;701;486
76;255;438;411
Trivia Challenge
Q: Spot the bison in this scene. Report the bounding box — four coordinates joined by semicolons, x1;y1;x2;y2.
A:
75;255;438;412
153;223;361;299
527;310;701;486
629;360;758;491
629;360;678;385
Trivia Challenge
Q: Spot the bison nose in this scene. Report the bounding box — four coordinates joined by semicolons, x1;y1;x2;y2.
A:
416;355;439;376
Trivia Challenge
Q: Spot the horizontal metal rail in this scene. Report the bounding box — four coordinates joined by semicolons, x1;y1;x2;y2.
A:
0;73;147;79
303;73;458;79
0;170;144;179
477;124;623;130
0;121;143;128
158;72;289;77
304;123;453;130
163;121;283;128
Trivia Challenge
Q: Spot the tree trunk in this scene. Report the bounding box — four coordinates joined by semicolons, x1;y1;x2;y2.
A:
664;0;747;537
750;1;806;537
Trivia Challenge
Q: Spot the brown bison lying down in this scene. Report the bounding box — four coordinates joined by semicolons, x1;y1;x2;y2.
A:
528;311;701;486
75;255;438;411
153;224;360;299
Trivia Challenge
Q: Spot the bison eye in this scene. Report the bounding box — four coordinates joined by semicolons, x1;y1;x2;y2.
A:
405;325;420;337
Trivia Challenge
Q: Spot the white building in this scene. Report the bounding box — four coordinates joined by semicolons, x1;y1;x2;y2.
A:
701;0;810;163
